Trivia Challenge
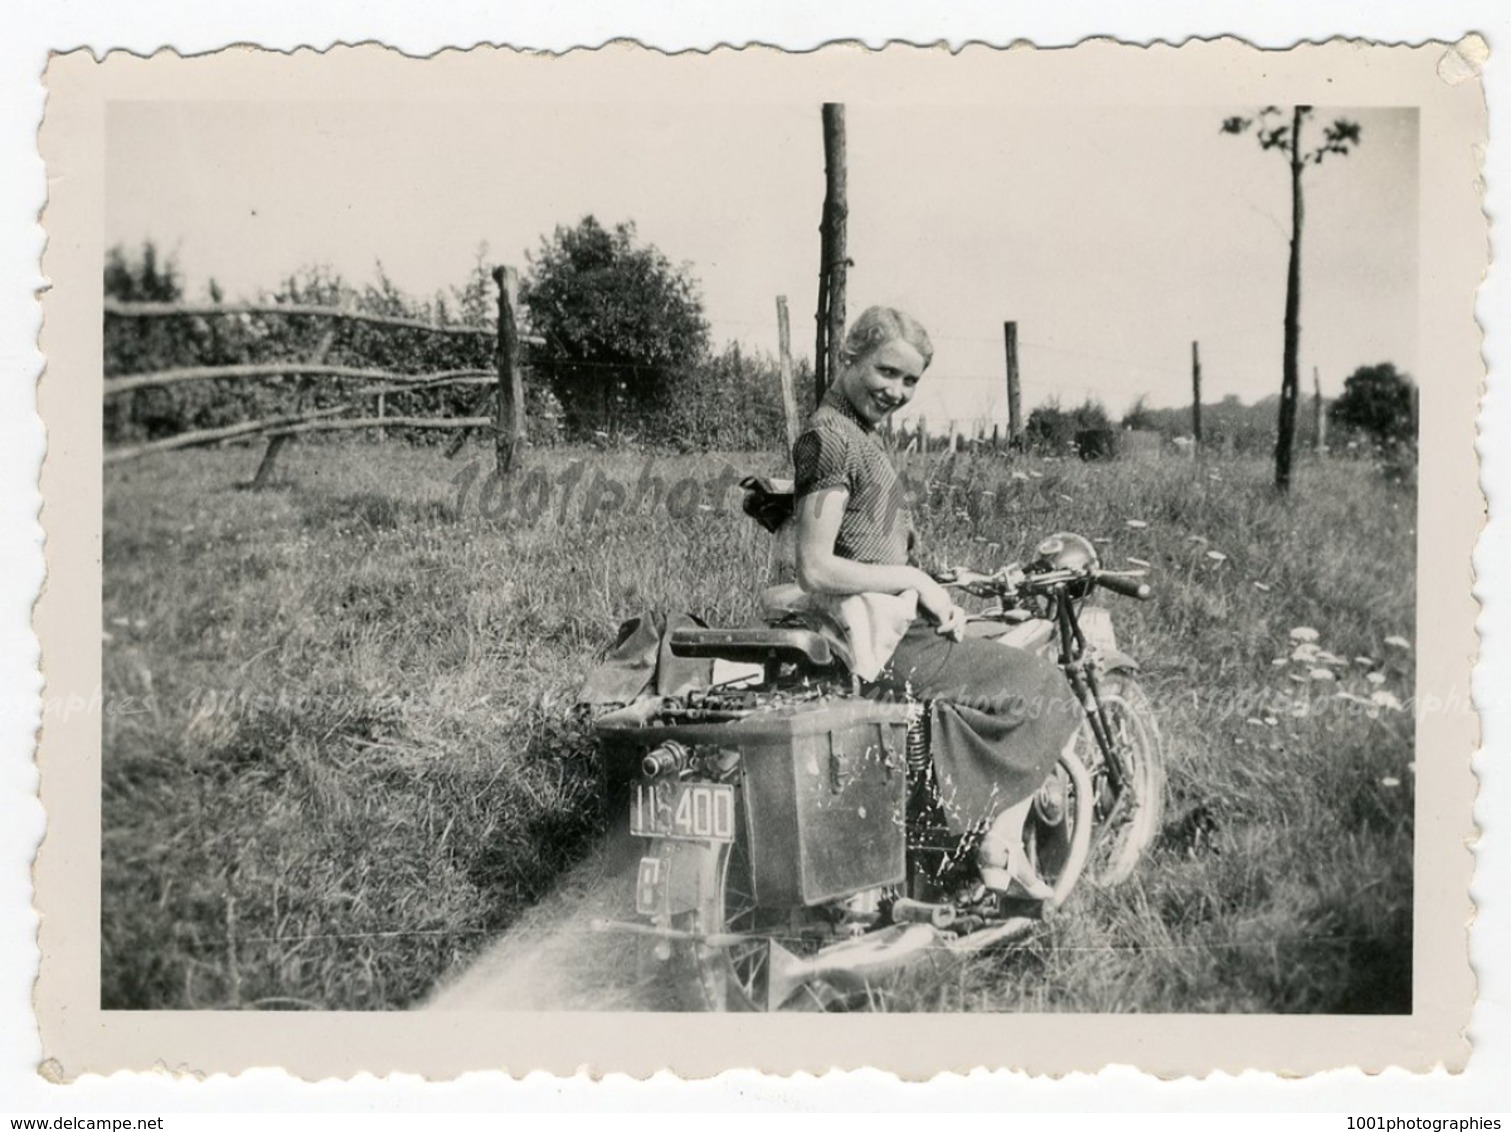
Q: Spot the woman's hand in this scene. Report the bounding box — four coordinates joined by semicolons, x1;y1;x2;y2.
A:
935;604;968;641
916;576;966;641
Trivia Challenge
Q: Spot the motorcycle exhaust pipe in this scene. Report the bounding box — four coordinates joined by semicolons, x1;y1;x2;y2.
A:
889;898;956;928
763;923;943;1011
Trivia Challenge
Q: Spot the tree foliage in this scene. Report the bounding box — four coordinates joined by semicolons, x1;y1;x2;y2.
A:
521;217;710;439
1329;363;1415;451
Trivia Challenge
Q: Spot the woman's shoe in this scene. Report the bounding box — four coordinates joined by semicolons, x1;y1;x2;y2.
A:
977;847;1054;900
977;799;1054;900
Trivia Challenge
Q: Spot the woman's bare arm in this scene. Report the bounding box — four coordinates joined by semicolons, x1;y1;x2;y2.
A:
794;487;956;626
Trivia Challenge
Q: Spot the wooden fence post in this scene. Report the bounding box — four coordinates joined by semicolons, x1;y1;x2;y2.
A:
1003;322;1022;447
815;103;848;408
251;325;335;489
493;265;525;476
1191;340;1204;446
776;295;801;455
1313;365;1325;453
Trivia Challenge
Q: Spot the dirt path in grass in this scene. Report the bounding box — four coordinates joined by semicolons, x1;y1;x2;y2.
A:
423;827;685;1011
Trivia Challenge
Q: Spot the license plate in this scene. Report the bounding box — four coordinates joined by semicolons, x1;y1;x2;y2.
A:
635;855;665;915
630;780;736;843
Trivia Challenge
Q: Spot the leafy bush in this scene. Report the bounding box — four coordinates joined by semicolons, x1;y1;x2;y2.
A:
521;217;711;442
1329;363;1416;453
1025;396;1112;456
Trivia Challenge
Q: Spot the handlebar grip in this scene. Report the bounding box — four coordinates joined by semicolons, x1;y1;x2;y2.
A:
1095;572;1153;601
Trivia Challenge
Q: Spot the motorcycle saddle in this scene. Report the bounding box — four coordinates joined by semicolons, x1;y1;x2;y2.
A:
667;625;834;669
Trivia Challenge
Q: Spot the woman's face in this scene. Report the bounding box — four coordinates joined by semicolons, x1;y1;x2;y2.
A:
835;337;927;427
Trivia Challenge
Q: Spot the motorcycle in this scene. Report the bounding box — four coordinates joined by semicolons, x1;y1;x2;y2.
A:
591;518;1165;1012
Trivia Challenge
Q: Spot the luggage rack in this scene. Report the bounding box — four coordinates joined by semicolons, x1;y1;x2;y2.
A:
658;683;829;725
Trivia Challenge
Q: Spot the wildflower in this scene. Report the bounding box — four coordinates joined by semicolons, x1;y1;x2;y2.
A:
1186;535;1209;544
1366;672;1387;686
1057;493;1074;503
1253;582;1271;592
1271;658;1288;667
1291;643;1321;663
1263;716;1278;726
1370;690;1404;712
1289;626;1320;643
1128;557;1151;568
1354;656;1375;667
1380;777;1401;788
1012;472;1030;482
1125;519;1148;529
1245;717;1265;727
1309;668;1336;682
1206;550;1228;563
1385;635;1412;650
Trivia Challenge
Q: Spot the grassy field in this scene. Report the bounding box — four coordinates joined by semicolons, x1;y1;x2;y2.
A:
101;438;1417;1011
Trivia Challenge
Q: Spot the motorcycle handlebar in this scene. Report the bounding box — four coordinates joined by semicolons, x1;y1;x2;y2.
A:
1094;572;1153;601
936;565;1153;601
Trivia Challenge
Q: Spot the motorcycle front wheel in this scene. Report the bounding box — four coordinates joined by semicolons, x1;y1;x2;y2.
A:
1080;672;1166;886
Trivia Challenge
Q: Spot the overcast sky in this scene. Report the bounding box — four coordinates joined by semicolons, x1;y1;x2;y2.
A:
106;101;1417;425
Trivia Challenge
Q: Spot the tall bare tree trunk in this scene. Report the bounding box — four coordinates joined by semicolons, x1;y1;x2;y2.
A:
1275;105;1306;492
815;103;847;407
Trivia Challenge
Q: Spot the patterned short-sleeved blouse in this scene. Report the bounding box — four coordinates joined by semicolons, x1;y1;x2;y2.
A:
792;388;912;565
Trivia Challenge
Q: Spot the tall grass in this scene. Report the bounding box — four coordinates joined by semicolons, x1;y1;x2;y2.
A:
101;440;1414;1011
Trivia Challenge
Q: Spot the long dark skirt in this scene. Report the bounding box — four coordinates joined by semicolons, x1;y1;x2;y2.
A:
868;619;1082;833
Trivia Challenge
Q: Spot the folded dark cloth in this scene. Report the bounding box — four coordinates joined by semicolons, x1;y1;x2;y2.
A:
574;610;712;707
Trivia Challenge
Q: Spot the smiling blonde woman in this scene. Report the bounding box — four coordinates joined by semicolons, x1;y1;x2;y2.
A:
792;306;1081;898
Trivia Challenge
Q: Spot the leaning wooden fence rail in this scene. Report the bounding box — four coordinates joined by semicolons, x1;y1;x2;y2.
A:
103;276;538;476
103;298;501;338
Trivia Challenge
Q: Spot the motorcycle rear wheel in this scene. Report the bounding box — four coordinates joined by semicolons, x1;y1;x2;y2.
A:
1079;672;1165;886
673;801;836;1012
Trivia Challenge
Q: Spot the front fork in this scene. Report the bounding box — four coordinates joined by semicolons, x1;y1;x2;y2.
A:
1053;598;1132;792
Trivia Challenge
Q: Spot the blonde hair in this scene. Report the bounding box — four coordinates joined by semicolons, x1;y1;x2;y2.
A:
840;306;934;370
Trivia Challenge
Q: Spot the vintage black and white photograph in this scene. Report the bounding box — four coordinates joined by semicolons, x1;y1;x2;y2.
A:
33;39;1484;1076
